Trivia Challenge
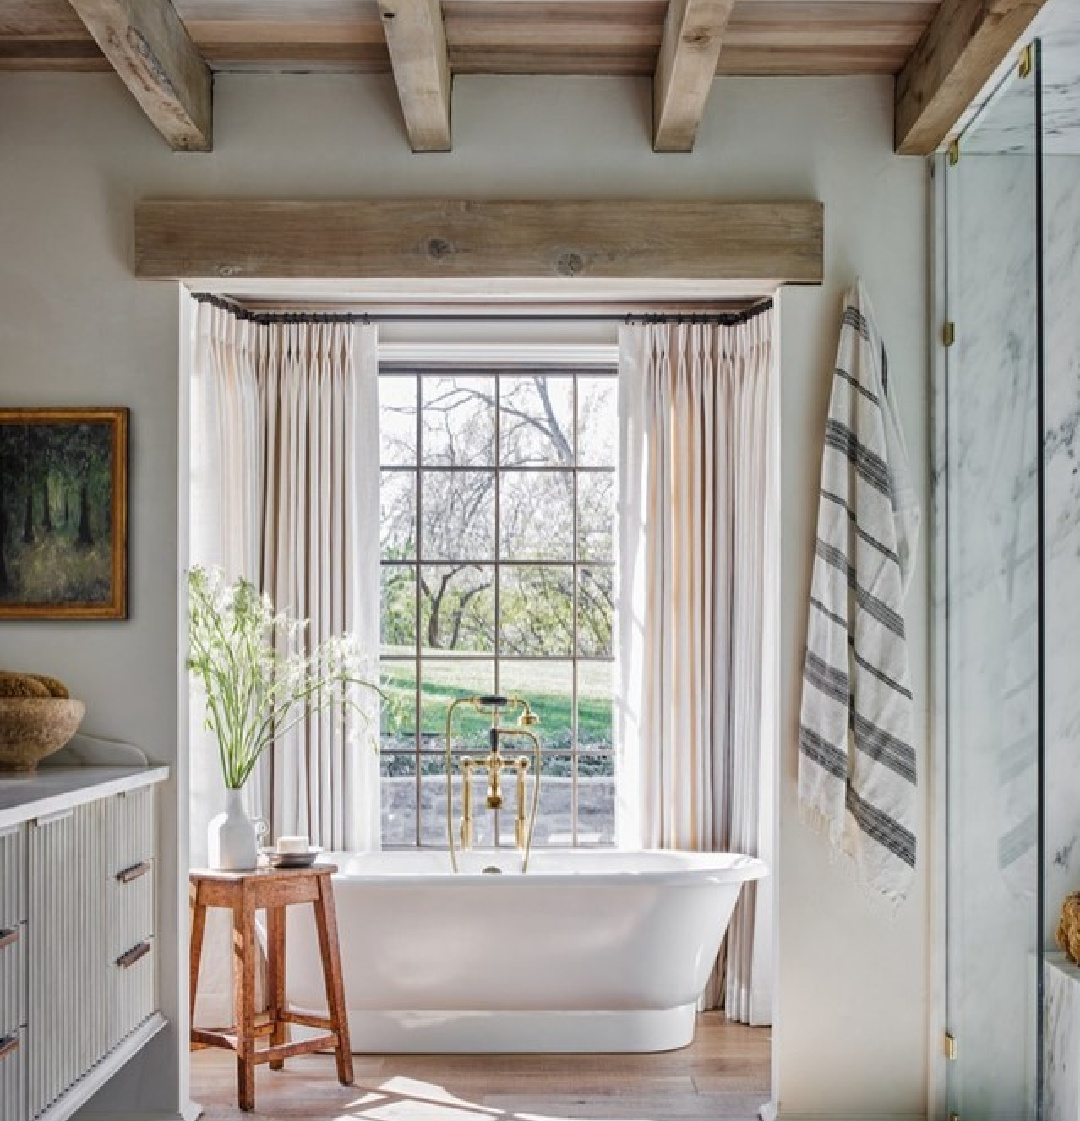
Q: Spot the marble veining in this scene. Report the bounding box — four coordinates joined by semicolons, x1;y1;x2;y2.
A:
1041;156;1080;948
943;151;1041;1116
956;0;1080;157
939;116;1080;1117
1046;954;1080;1121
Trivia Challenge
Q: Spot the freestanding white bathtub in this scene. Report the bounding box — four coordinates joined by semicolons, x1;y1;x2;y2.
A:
285;848;767;1053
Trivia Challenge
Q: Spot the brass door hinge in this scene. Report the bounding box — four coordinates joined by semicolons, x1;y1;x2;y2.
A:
944;1031;958;1060
942;321;956;348
1019;44;1033;79
948;138;960;166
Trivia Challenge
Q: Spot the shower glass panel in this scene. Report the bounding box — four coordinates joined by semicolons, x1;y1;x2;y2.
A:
944;42;1043;1121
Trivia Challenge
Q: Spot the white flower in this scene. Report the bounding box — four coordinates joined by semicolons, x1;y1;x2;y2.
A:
187;565;380;790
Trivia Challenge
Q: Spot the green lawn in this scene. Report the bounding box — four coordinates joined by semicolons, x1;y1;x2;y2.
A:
380;651;613;751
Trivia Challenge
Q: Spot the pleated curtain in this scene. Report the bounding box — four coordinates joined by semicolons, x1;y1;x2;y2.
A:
189;301;381;856
617;313;777;1025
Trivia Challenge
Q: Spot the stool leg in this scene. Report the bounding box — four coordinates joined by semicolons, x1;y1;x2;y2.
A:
188;882;207;1041
267;904;287;1071
233;885;257;1111
313;874;354;1086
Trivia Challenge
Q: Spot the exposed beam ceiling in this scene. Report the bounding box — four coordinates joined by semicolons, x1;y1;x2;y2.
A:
895;0;1051;154
377;0;452;151
653;0;735;152
3;2;940;77
67;0;212;150
134;198;824;285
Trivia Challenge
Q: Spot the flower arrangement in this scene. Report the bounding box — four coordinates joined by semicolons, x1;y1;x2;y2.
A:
187;565;378;790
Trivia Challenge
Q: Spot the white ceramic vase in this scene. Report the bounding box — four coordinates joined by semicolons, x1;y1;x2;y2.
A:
207;788;261;871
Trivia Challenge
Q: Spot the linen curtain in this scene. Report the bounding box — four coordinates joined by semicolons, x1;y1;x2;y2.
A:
617;312;777;1025
189;301;381;856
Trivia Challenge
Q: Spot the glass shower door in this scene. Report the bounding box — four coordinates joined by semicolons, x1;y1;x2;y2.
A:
944;42;1043;1121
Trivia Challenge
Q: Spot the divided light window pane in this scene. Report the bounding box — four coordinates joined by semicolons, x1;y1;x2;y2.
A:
422;376;496;467
500;470;573;560
500;376;574;466
421;471;496;560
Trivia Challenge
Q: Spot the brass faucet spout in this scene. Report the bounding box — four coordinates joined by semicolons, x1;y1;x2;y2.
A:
446;694;542;873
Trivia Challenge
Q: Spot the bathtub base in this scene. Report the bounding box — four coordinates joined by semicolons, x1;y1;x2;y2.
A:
295;1004;699;1053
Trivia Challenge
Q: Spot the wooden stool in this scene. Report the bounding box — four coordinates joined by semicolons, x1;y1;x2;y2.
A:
189;864;353;1111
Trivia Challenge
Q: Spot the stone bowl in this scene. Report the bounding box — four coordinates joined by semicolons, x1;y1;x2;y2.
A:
0;698;86;773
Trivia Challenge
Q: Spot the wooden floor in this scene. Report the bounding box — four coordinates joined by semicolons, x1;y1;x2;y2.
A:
190;1013;771;1121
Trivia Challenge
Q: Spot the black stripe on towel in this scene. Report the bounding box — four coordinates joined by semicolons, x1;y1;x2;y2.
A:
823;420;892;498
846;786;916;868
843;307;872;341
819;490;901;568
810;595;848;630
834;366;879;407
852;712;917;784
804;651;851;705
852;649;913;701
814;539;907;638
798;724;848;780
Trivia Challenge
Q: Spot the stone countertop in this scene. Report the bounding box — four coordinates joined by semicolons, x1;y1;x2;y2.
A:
0;765;169;830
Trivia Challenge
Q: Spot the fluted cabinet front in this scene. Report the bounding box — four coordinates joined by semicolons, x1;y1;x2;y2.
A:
0;825;27;1121
105;789;157;1051
28;803;107;1119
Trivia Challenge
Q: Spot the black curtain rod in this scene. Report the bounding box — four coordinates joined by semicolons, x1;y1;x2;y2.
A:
192;292;773;326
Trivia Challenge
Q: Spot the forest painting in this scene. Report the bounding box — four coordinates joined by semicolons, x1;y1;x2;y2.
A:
0;408;128;618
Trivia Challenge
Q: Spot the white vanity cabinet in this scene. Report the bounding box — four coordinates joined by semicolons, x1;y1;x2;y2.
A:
0;767;168;1121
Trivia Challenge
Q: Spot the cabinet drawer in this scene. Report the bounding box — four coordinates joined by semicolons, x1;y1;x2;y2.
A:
0;925;25;1036
108;938;156;1051
105;787;155;878
0;826;26;930
107;863;154;960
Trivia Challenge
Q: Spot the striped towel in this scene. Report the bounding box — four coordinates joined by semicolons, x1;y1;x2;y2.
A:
798;281;920;905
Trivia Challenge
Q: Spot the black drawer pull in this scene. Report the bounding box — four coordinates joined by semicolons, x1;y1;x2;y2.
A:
0;1035;18;1060
116;941;151;969
116;860;152;884
0;928;17;951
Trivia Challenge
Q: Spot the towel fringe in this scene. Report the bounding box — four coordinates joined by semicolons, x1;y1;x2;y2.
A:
797;798;905;917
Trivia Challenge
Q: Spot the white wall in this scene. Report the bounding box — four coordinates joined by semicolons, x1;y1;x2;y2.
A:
0;70;928;1120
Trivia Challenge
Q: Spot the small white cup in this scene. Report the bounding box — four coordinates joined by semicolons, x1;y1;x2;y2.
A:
275;835;309;855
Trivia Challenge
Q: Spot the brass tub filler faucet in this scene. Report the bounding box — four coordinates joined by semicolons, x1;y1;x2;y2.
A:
445;694;541;873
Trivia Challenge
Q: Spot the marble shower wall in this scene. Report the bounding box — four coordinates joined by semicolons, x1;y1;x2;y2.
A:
942;150;1080;1118
945;149;1041;1119
1043;155;1080;946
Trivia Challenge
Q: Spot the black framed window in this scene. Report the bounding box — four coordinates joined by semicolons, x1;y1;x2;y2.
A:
378;368;618;847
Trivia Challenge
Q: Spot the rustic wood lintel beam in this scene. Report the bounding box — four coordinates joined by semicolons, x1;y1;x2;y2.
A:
134;198;824;285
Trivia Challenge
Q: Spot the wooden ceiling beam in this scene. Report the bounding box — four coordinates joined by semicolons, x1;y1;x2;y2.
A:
134;198;824;285
377;0;452;152
653;0;735;152
67;0;212;151
895;0;1051;155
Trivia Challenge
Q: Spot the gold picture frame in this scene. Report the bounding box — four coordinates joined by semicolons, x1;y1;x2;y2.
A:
0;408;128;619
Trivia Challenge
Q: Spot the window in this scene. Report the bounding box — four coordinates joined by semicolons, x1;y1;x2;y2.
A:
378;368;618;848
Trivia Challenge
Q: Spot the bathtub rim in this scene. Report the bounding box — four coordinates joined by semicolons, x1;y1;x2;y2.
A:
320;848;768;887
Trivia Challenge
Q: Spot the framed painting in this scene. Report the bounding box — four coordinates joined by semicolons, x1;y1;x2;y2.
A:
0;408;128;619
